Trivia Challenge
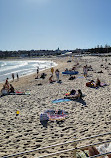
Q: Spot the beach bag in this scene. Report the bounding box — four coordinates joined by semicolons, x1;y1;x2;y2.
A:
40;113;49;121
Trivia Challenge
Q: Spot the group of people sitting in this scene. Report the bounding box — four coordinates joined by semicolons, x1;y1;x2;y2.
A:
1;78;15;96
64;89;83;100
86;78;101;88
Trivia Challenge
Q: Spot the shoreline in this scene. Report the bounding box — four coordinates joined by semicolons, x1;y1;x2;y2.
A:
0;57;59;90
0;58;58;85
0;56;111;157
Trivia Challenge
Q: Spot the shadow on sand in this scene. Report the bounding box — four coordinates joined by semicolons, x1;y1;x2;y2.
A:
75;98;86;106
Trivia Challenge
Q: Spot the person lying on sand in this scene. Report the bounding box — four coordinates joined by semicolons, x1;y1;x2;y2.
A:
82;146;111;158
97;70;103;73
86;78;101;88
95;78;101;87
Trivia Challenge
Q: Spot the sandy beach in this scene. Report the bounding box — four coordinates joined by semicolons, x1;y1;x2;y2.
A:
0;56;111;158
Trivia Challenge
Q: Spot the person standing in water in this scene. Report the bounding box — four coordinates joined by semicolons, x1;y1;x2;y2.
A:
12;73;14;81
16;73;19;81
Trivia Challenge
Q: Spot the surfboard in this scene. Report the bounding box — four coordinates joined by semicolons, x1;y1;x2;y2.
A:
62;71;78;75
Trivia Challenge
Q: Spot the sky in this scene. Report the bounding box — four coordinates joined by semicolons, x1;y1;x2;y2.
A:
0;0;111;51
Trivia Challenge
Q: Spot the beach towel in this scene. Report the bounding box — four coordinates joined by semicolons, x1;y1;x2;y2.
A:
77;76;84;78
8;91;30;95
52;98;71;103
100;83;107;87
43;109;68;121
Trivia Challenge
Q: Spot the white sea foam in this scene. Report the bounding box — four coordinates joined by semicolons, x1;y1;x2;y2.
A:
0;61;28;72
0;60;57;82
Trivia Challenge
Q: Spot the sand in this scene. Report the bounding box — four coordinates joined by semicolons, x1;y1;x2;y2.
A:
0;56;111;158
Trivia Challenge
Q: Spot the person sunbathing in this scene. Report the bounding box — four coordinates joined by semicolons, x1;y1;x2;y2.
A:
70;89;76;95
65;89;76;96
69;75;76;80
86;78;101;88
65;89;82;100
96;78;101;87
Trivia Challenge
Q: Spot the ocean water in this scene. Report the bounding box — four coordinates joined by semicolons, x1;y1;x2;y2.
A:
0;60;57;83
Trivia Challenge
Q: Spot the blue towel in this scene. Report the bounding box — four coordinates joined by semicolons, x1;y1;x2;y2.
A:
52;98;71;103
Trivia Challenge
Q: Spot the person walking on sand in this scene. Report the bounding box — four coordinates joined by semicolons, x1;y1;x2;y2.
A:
83;65;88;78
36;66;39;79
55;69;60;81
12;73;14;81
51;67;54;75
